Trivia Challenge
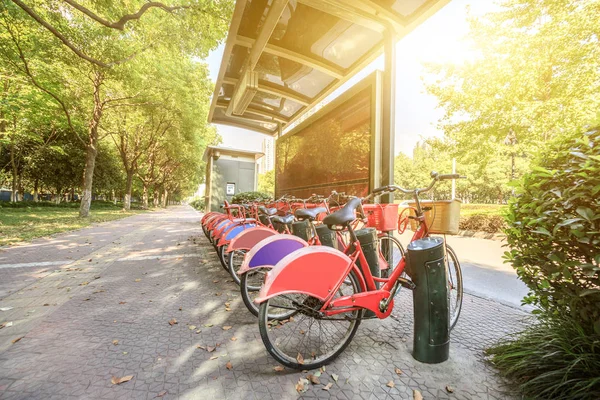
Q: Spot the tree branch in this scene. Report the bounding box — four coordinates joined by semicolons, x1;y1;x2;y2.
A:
61;0;193;30
10;0;110;68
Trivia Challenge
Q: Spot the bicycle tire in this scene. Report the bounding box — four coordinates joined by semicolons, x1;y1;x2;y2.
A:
258;272;363;370
227;249;246;285
445;244;463;330
378;234;405;279
216;245;229;272
240;268;295;319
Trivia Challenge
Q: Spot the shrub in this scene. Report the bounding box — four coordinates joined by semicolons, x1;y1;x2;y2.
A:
489;127;600;399
487;313;600;399
188;198;205;211
231;191;272;204
504;127;600;329
459;214;506;233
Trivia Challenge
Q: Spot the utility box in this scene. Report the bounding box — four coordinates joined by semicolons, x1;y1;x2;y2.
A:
407;236;450;364
203;146;264;212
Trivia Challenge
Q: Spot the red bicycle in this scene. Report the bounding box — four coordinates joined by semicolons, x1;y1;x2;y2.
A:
255;172;464;369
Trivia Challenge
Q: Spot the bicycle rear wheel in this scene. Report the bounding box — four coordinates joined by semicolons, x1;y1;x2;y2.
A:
258;272;363;370
227;249;246;285
446;245;463;329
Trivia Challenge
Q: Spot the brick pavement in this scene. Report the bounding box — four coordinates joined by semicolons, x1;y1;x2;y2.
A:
0;206;529;399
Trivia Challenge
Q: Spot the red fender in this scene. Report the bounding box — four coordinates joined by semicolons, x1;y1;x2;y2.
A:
206;214;228;230
201;211;220;225
255;246;353;303
226;226;277;253
237;235;308;275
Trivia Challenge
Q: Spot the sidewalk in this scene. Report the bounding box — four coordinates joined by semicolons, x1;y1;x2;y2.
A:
0;206;528;399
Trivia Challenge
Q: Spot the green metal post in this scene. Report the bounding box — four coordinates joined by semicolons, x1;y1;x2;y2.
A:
407;237;450;363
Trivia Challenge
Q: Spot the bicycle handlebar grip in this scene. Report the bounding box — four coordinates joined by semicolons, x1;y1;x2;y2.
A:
438;174;461;180
372;185;391;194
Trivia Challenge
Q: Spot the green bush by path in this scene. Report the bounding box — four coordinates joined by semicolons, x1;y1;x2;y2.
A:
188;197;205;211
231;191;272;204
488;126;600;399
0;203;146;246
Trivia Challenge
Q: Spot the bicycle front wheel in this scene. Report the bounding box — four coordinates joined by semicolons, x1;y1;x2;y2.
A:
240;267;294;318
446;245;463;330
378;234;405;279
258;272;363;370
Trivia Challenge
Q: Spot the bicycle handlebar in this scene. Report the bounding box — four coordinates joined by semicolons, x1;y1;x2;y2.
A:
369;172;466;198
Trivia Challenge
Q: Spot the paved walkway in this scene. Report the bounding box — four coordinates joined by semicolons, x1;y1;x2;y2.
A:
0;206;529;399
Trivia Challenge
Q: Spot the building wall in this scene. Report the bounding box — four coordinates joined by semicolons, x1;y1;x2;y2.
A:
209;156;257;212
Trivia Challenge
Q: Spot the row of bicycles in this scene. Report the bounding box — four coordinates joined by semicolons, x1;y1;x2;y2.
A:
200;171;464;369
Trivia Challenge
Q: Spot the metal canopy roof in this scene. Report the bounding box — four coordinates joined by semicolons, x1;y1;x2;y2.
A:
208;0;450;136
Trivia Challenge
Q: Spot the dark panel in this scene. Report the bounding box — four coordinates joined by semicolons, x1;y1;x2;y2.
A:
275;87;372;199
211;159;257;211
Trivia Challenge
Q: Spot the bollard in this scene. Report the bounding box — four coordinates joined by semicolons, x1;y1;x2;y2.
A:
316;224;338;249
407;236;449;363
292;220;311;241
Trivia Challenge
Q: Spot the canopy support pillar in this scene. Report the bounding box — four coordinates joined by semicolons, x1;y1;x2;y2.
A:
381;27;396;204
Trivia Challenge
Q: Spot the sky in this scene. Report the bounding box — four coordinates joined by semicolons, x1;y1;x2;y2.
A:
204;0;496;156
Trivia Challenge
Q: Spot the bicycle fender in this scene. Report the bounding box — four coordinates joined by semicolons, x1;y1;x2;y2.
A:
217;223;256;247
226;226;277;253
237;235;308;275
255;246;353;303
201;212;219;224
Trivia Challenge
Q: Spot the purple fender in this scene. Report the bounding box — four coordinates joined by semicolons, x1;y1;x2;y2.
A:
237;235;308;275
213;220;235;240
217;223;257;247
255;246;354;303
226;226;277;253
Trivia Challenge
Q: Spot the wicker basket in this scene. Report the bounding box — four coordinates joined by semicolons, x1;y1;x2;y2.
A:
406;199;462;235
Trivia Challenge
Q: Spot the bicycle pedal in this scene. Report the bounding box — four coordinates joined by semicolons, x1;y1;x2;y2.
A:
398;277;416;290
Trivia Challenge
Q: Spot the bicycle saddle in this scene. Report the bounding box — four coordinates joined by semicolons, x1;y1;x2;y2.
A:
294;207;327;221
322;197;362;228
258;206;277;216
271;214;294;225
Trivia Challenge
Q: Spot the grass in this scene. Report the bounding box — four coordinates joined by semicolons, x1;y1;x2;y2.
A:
0;201;146;246
486;313;600;400
460;203;507;217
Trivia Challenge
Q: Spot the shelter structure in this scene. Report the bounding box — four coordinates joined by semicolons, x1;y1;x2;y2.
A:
208;0;450;203
203;146;264;211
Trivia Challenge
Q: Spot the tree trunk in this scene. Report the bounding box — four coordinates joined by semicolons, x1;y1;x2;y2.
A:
79;71;104;218
123;170;134;210
161;190;168;208
55;187;62;204
33;179;39;202
10;140;17;202
142;183;149;209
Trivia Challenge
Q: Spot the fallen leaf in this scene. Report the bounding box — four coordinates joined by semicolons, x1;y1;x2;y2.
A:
226;361;233;370
445;385;454;393
395;368;403;375
413;389;423;400
222;326;232;331
0;322;13;329
323;382;333;391
0;307;14;311
79;282;89;286
204;323;213;327
88;259;92;262
295;378;309;393
273;366;284;372
299;329;305;335
209;356;218;360
111;375;133;385
213;280;219;283
387;381;395;388
119;301;126;305
157;390;167;397
83;298;90;301
122;352;128;355
168;319;177;326
225;307;231;312
94;276;101;280
11;336;22;344
230;337;237;341
296;353;304;365
112;340;119;345
332;373;339;382
320;366;326;373
308;374;320;384
195;330;202;334
179;307;182;311
215;293;221;296
207;346;216;352
189;325;197;330
134;279;141;282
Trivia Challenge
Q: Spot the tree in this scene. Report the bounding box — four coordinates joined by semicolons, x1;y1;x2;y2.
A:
425;0;600;180
0;0;231;215
258;170;274;196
